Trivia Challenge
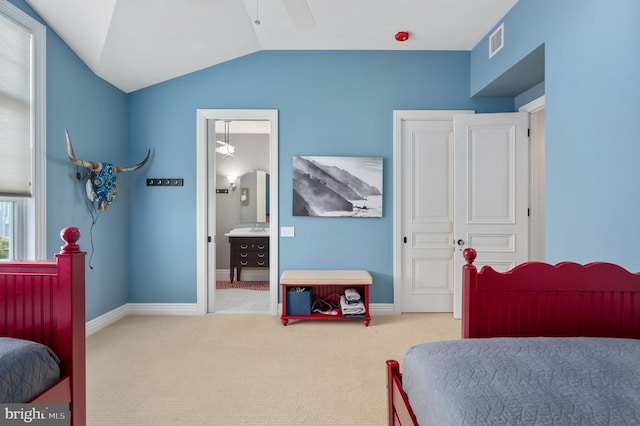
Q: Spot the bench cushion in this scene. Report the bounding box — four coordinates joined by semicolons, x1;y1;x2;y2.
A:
280;270;372;285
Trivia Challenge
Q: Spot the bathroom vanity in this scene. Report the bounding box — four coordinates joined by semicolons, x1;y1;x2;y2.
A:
222;169;270;283
225;228;269;282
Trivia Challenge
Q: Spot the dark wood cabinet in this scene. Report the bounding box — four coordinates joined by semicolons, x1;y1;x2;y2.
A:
228;236;269;282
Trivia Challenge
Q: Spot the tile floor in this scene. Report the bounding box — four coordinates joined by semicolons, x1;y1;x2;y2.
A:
214;288;270;313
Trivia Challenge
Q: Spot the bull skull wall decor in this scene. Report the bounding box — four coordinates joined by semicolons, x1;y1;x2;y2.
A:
66;129;150;211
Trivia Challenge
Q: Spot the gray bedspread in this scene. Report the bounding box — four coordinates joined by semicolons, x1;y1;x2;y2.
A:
0;337;61;403
403;337;640;425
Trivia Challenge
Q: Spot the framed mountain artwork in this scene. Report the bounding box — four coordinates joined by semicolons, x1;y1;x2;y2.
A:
292;156;383;217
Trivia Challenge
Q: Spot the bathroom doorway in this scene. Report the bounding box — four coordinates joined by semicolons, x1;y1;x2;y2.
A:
195;109;278;315
213;120;270;313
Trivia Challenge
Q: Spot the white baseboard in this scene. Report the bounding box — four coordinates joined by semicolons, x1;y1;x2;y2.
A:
127;303;199;316
370;303;395;316
86;302;396;336
86;303;199;336
85;304;129;336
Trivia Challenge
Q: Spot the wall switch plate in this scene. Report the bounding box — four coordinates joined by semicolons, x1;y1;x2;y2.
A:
280;227;295;237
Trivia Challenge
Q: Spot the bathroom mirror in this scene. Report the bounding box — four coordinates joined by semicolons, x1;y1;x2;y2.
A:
240;170;270;223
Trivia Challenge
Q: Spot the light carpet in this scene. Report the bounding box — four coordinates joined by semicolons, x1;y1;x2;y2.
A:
87;313;461;425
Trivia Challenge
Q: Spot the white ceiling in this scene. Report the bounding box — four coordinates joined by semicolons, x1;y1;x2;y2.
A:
25;0;518;93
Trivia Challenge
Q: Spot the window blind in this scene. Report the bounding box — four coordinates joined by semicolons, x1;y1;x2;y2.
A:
0;13;31;196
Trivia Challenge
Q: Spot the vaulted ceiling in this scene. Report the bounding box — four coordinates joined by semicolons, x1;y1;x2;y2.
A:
25;0;518;93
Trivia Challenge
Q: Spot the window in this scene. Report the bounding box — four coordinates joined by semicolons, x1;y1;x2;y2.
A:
0;201;12;259
0;3;46;260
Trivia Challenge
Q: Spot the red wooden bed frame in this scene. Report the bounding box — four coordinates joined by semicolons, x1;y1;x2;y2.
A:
386;247;640;425
0;227;86;425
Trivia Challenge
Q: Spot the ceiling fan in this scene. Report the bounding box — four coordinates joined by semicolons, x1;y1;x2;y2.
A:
282;0;315;31
254;0;315;31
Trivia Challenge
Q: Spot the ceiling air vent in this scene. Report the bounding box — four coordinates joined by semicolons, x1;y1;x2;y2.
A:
489;23;504;58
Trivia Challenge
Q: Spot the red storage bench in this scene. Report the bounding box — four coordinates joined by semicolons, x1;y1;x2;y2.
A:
280;270;372;326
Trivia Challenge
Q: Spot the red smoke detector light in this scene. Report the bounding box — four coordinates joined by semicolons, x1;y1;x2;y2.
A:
395;31;409;42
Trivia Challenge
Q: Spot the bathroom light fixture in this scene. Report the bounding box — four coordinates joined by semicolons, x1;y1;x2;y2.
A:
216;120;236;158
227;175;237;191
216;141;236;157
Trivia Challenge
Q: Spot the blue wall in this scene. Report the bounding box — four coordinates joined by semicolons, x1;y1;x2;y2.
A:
14;0;640;319
11;0;130;320
471;0;640;269
127;51;513;305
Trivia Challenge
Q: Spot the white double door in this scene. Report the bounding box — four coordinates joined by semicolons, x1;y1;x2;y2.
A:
397;110;529;318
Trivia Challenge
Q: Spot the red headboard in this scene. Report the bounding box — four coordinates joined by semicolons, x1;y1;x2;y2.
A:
0;227;86;423
462;248;640;339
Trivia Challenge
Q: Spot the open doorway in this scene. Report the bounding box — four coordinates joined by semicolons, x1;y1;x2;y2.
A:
519;96;545;261
213;120;270;313
195;109;279;315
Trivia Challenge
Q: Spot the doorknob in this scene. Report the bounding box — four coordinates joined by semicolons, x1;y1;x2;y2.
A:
456;239;465;246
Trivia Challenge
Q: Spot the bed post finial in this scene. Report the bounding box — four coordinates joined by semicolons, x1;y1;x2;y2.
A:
60;226;81;253
463;247;476;264
462;247;478;338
